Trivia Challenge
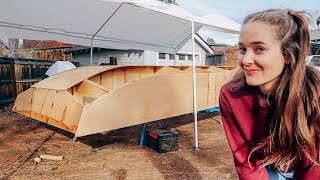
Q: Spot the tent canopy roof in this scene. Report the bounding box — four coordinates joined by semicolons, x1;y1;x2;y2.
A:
0;0;240;54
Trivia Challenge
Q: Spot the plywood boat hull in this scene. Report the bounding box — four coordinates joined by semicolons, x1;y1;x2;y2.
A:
13;65;237;137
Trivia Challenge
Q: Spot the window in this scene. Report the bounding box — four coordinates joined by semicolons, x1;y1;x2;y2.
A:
169;54;175;60
158;53;166;59
188;55;193;61
179;55;185;60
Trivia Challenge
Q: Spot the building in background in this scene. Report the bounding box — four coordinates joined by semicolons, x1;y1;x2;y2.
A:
15;40;74;61
206;42;229;66
310;16;320;55
63;34;213;67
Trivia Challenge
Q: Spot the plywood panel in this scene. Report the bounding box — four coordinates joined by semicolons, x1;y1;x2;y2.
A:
180;67;210;73
215;71;232;106
76;73;209;136
125;67;142;83
112;69;125;89
216;66;237;70
205;66;226;72
33;65;126;90
196;74;209;110
140;67;155;78
14;65;235;136
30;88;49;117
208;73;217;107
76;79;108;98
12;88;34;117
101;71;113;90
88;74;101;85
155;66;184;75
40;90;83;133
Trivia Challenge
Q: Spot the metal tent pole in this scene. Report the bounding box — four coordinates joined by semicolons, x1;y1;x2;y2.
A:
90;39;93;65
191;20;199;150
90;3;124;65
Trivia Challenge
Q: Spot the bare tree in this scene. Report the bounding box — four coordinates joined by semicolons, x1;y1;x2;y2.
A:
158;0;178;5
206;38;216;45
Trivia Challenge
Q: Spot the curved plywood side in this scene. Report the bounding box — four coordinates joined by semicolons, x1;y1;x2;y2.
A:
32;65;126;90
229;66;241;78
13;87;84;133
172;66;210;73
13;88;34;117
182;67;211;73
155;66;185;75
75;73;209;137
87;66;185;90
14;65;236;137
216;66;237;70
204;66;227;72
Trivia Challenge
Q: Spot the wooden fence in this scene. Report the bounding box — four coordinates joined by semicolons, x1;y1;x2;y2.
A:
0;57;79;106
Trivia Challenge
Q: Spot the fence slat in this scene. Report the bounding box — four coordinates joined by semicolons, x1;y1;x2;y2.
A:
0;57;78;106
16;78;43;83
0;98;14;105
0;80;14;84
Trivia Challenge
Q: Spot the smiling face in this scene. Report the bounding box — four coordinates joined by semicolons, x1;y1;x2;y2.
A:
238;21;286;95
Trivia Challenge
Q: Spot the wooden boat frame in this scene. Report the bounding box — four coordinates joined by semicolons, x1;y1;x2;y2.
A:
13;65;237;137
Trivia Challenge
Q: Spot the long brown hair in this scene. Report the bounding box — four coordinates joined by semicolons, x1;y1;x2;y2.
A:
231;9;320;172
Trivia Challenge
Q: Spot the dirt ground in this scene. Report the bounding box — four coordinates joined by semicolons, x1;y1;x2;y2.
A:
0;105;238;180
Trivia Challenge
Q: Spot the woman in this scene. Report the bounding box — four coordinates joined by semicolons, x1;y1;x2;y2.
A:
219;9;320;179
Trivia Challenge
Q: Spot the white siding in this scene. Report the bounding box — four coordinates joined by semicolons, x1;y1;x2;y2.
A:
144;50;158;65
71;38;209;67
177;39;206;66
145;39;206;66
73;53;101;67
72;50;144;66
116;53;144;65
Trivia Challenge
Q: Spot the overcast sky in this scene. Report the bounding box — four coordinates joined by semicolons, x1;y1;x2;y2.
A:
178;0;320;45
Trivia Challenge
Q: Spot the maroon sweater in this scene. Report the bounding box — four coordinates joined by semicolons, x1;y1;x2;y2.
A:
219;81;320;180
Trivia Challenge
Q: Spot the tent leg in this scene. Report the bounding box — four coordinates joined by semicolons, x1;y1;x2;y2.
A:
73;136;77;143
90;39;93;65
139;123;146;147
191;20;199;151
157;121;164;128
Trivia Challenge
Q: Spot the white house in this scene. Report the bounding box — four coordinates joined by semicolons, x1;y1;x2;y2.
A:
64;34;213;66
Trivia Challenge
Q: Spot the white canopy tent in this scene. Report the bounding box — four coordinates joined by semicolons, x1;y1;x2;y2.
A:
0;0;240;149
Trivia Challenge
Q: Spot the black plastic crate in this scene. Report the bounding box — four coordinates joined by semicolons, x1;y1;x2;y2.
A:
145;128;179;153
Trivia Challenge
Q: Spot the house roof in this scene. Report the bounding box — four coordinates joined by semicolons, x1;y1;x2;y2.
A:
195;34;213;54
63;45;144;56
63;45;95;53
23;40;74;50
209;42;230;47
